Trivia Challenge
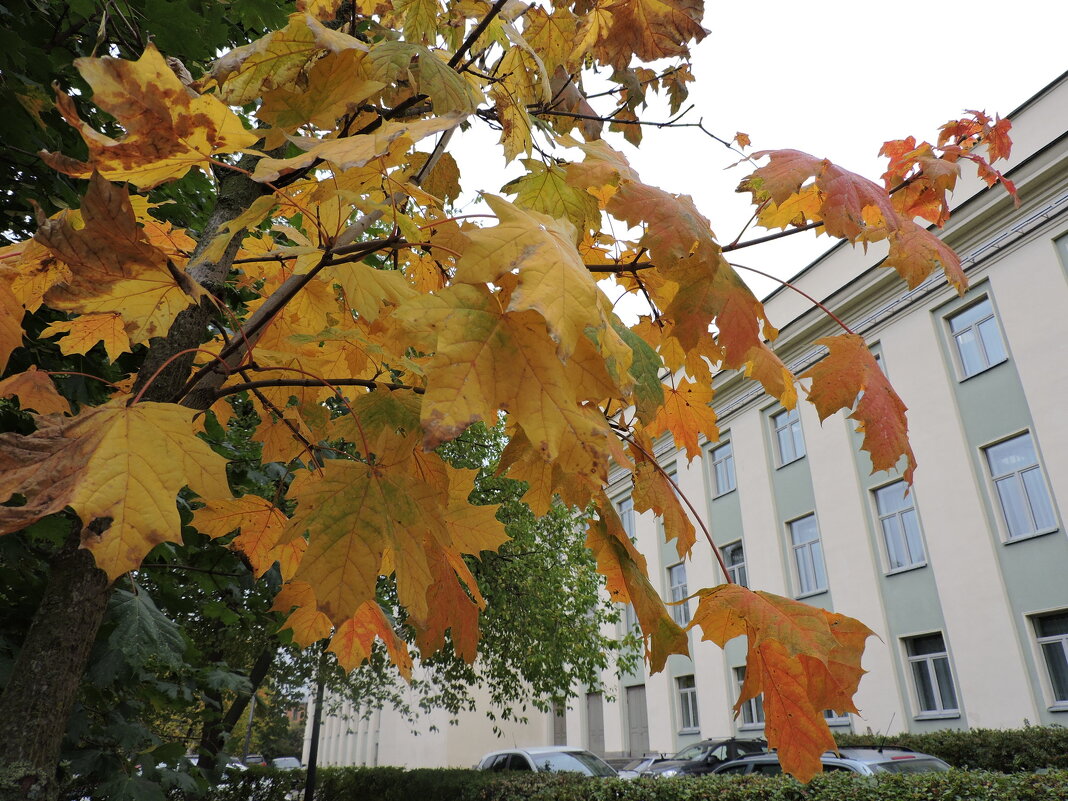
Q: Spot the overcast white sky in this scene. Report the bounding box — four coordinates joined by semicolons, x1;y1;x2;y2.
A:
452;0;1066;299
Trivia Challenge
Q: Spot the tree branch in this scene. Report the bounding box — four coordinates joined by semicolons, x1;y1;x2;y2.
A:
213;377;424;399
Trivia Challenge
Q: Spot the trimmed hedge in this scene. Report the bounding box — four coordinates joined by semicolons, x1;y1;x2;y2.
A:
206;769;1068;801
835;725;1068;772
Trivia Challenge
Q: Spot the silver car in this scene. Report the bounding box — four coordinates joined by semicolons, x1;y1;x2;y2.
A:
476;746;617;777
713;746;952;777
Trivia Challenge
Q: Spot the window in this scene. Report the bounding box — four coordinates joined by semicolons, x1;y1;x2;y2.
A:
789;515;827;596
1033;611;1068;705
710;441;736;496
676;675;699;731
617;496;635;538
734;667;764;726
823;709;850;725
948;297;1007;378
772;408;805;465
874;481;926;570
984;433;1057;539
905;633;959;716
623;603;639;634
722;541;748;587
667;562;690;625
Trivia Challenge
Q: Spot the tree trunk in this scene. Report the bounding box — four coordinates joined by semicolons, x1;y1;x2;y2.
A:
197;645;276;771
0;164;268;801
0;526;110;801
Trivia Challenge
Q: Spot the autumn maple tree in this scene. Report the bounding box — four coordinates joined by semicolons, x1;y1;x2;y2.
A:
0;0;1016;795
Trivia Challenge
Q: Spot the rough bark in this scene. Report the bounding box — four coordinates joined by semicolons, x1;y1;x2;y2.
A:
0;164;269;801
0;526;110;801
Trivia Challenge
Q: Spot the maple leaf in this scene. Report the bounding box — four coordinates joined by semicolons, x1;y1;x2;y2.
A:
42;44;258;188
0;400;229;580
41;313;132;362
883;220;966;295
646;378;718;461
211;13;369;106
689;584;874;782
741;149;898;242
592;0;708;69
192;495;289;577
801;334;917;483
502;159;602;237
0;367;71;416
35;174;201;344
0;278;23;372
329;601;413;678
628;431;696;559
393;283;618;468
587;497;689;672
272;581;333;647
454;195;603;360
258;50;385;131
251;114;466;183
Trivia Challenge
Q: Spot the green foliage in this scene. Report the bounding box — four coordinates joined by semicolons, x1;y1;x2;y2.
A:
182;766;1068;801
835;726;1068;773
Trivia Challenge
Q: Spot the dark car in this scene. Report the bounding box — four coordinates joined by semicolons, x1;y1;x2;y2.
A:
477;746;617;777
712;746;952;777
642;737;767;777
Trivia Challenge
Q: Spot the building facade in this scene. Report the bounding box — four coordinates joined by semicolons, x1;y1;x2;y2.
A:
307;71;1068;768
567;70;1068;760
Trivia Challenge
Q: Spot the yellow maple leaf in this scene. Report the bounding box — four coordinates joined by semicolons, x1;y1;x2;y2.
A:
455;195;602;360
41;313;132;362
193;495;289;577
252;115;466;183
36;174;200;344
258;50;385;132
0;400;230;581
0;278;23;372
0;366;71;416
42;44;258;188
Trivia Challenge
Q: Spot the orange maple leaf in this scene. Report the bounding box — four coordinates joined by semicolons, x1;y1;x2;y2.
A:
689;583;875;782
329;600;413;678
586;497;689;672
801;334;917;483
646;378;718;461
0;366;71;416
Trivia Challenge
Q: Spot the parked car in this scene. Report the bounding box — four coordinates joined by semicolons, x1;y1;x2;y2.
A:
271;756;303;770
712;746;952;777
476;746;617;777
616;752;668;779
642;737;768;777
243;753;268;767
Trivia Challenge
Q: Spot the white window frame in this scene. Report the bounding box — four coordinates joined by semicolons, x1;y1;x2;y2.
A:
872;480;927;572
616;495;635;539
788;514;827;597
823;709;851;726
709;440;736;497
667;562;690;625
982;432;1058;541
733;667;764;729
903;632;960;718
1031;610;1068;709
676;675;699;732
945;295;1008;379
771;407;805;466
722;540;748;588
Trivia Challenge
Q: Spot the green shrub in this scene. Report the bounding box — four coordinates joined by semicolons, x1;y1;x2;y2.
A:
835;724;1068;772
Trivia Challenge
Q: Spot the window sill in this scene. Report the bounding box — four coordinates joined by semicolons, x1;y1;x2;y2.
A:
776;456;806;470
678;727;700;735
795;589;829;601
1004;527;1060;545
886;562;927;577
914;711;961;721
1048;704;1068;713
737;723;765;731
958;356;1008;383
711;487;737;501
